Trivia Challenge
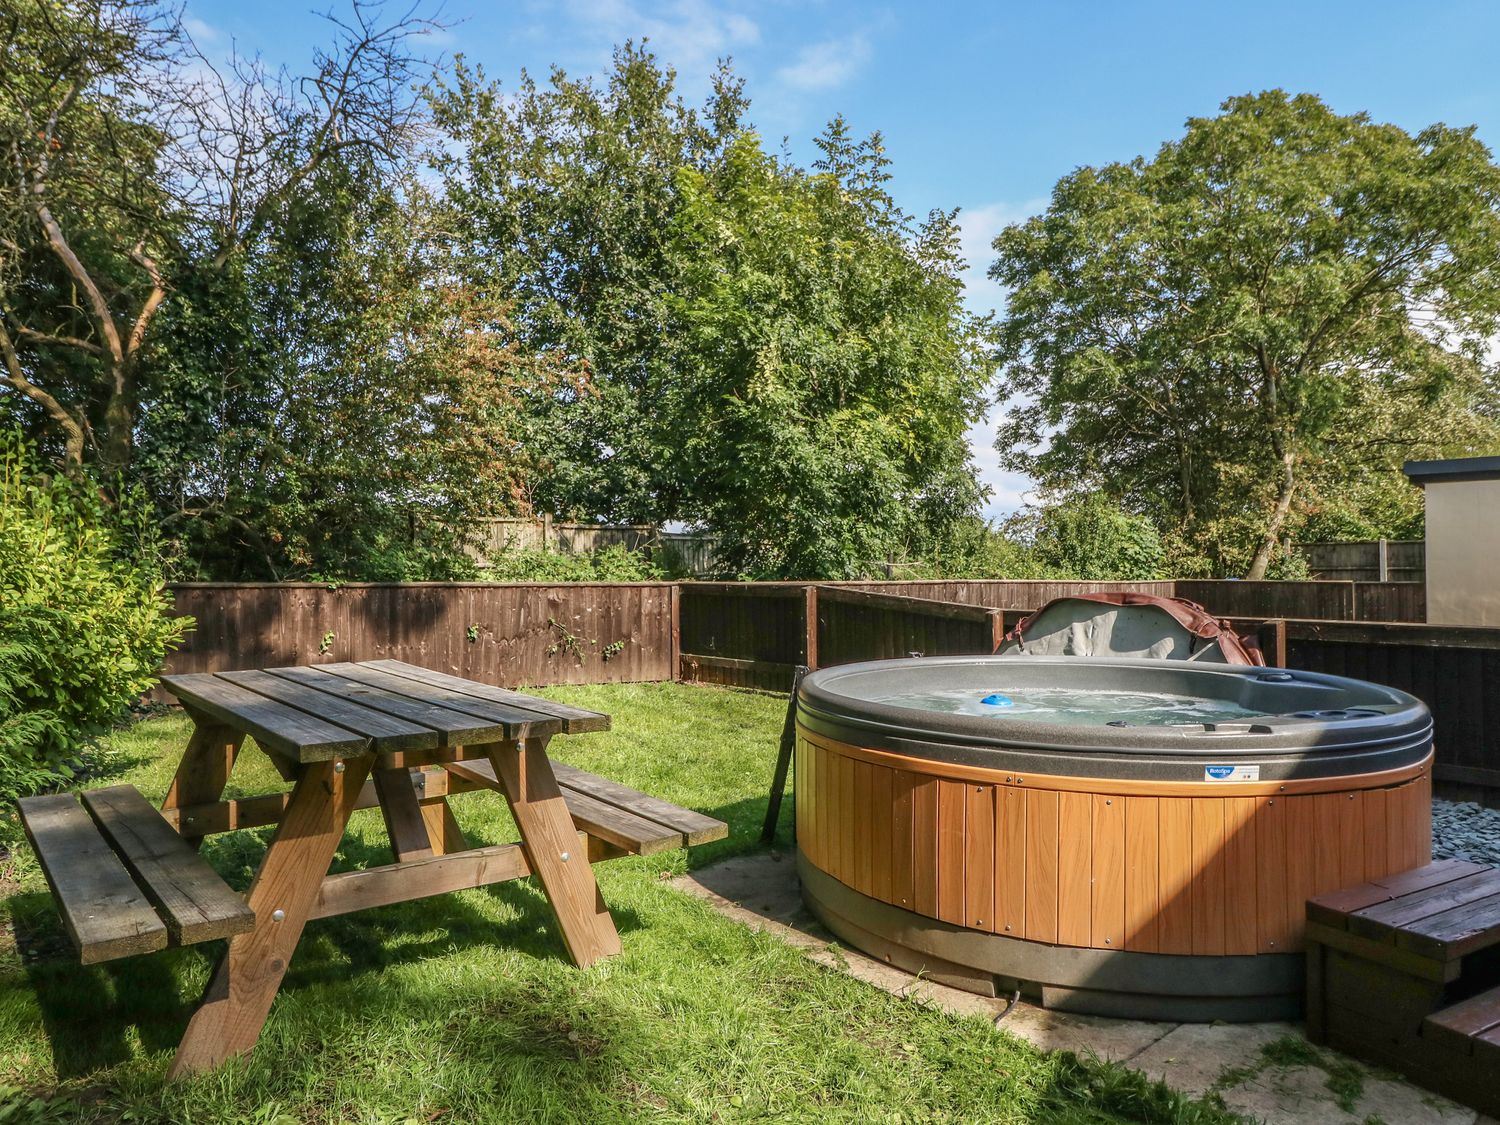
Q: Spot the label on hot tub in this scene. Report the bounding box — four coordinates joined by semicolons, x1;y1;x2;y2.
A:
1204;764;1259;782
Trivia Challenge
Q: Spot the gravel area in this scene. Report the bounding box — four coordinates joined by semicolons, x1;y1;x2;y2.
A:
1432;798;1500;866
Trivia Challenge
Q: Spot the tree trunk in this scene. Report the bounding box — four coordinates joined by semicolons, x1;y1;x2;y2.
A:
1245;450;1297;579
98;371;135;476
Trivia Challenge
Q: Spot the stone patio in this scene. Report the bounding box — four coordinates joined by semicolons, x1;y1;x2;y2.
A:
674;850;1495;1125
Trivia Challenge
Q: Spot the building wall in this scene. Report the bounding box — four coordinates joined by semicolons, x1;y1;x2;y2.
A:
1425;478;1500;626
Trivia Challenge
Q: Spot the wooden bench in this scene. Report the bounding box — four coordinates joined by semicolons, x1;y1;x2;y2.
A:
16;661;727;1077
1305;859;1500;1116
18;785;256;963
20;765;725;965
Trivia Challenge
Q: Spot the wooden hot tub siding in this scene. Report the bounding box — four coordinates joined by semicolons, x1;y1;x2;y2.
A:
795;729;1433;956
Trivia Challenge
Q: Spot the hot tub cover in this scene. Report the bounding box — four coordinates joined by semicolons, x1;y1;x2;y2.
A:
996;593;1263;665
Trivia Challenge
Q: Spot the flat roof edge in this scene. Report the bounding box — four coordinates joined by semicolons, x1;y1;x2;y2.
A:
1402;456;1500;485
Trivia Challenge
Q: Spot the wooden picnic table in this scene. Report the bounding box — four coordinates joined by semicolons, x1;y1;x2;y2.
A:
17;659;726;1078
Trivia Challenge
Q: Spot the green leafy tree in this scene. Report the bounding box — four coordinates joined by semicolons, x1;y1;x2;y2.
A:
667;130;993;577
1008;494;1166;580
1;0;436;476
429;44;748;523
992;91;1500;576
138;157;570;580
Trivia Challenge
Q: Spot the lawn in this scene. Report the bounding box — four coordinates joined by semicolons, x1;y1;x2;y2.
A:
0;682;1240;1124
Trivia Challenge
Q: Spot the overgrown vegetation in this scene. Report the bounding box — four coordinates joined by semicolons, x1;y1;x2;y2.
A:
0;434;185;797
483;546;667;583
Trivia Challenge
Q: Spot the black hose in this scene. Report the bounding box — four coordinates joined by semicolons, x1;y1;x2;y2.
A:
994;988;1022;1024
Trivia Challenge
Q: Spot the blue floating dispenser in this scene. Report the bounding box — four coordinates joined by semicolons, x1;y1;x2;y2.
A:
981;693;1014;708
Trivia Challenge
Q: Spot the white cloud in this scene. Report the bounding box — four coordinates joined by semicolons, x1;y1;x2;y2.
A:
955;197;1046;318
957;198;1049;516
560;0;760;90
774;32;871;91
182;15;220;44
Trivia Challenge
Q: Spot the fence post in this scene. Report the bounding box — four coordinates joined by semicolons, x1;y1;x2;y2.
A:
986;608;1005;653
669;583;681;682
802;585;819;670
1260;619;1288;668
1377;538;1390;584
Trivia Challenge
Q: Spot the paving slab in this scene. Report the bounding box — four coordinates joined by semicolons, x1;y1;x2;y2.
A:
1129;1021;1476;1125
675;849;1484;1124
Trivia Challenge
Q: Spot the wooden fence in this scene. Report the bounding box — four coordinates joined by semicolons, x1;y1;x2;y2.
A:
1277;621;1500;799
472;517;719;576
1298;539;1425;583
167;582;678;687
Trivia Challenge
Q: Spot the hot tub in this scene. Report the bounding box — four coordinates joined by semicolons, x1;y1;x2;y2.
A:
794;656;1433;1021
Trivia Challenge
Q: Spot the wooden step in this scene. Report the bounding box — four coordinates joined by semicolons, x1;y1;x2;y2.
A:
17;793;168;963
1424;986;1500;1055
80;786;255;945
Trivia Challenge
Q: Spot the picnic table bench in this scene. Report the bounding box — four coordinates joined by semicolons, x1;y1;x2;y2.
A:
1305;858;1500;1116
16;660;726;1078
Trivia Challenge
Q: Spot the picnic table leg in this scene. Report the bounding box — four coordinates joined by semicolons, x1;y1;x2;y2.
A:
419;796;467;855
372;767;435;861
167;755;372;1078
162;712;245;847
486;738;621;968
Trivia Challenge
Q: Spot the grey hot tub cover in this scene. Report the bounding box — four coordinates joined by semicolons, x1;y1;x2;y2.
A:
995;593;1264;665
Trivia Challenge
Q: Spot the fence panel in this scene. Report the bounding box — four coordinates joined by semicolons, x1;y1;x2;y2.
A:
1282;621;1500;796
1173;581;1358;621
816;587;1002;667
1298;539;1425;582
166;582;676;688
677;582;809;690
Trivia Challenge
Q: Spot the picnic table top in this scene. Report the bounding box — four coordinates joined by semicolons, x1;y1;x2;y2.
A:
161;660;609;763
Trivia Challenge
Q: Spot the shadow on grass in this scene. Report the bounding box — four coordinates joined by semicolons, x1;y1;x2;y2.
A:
12;830;644;1081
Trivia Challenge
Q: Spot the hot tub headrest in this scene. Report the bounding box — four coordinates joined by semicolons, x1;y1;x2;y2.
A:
997;593;1264;666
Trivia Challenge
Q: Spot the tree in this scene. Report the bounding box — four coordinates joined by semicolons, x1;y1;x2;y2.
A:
992;91;1500;577
429;44;748;523
138;157;571;579
666;129;993;577
0;0;434;475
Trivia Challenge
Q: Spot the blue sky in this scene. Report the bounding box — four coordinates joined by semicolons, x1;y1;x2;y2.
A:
184;0;1500;517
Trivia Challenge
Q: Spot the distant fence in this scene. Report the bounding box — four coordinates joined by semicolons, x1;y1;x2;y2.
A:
1174;579;1425;623
166;582;677;687
1297;539;1425;583
474;517;720;577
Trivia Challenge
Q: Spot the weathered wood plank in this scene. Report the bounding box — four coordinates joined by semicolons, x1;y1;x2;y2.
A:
372;767;435;862
17;793;168;963
484;739;622;967
169;755;373;1077
312;662;566;739
161;674;370;761
261;665;513;745
80;786;254;945
363;660;609;732
444;760;694;855
549;761;727;845
218;669;437;751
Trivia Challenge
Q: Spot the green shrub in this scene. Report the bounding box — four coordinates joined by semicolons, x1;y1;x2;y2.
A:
0;435;188;794
482;544;665;582
1014;494;1167;580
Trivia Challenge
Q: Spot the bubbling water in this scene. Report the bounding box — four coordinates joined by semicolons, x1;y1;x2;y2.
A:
876;686;1267;727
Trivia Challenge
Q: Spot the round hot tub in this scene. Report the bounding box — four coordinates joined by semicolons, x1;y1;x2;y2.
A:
794;656;1433;1021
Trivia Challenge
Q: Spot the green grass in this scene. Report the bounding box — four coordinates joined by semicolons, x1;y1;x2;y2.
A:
0;682;1243;1124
